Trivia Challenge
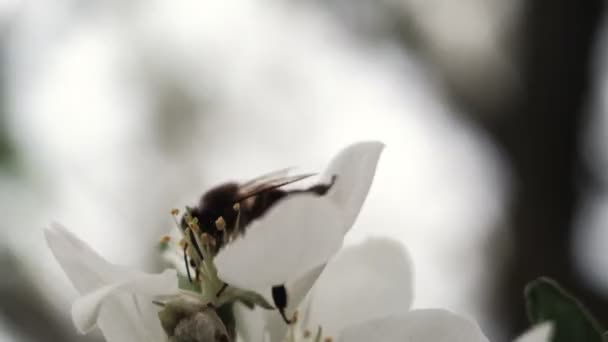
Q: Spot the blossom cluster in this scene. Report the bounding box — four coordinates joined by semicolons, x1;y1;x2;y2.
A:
45;141;552;342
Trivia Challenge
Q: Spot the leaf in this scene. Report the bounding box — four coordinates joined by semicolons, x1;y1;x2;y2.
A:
525;277;605;342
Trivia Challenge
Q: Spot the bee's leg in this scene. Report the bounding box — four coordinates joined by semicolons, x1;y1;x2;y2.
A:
216;282;229;298
271;285;292;325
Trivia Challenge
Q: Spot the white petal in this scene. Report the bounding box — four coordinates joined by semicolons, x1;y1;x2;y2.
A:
233;303;267;342
237;266;326;342
283;264;325;319
72;269;178;333
215;194;344;289
338;309;489;342
513;322;553;342
96;294;164;342
233;303;290;342
44;223;129;293
263;311;287;342
132;294;171;342
305;238;413;337
321;141;384;233
162;227;188;275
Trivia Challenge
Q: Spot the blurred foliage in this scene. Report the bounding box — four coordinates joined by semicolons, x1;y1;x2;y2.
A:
0;34;16;174
525;277;606;342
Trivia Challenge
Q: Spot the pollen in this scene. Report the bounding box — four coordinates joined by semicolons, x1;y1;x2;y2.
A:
159;235;171;244
233;203;240;211
215;217;226;231
170;208;180;216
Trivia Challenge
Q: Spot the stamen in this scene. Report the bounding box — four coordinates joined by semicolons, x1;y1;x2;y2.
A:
201;233;211;245
185;227;204;260
323;338;333;342
188;217;201;234
233;202;242;235
215;217;226;231
183;242;193;283
159;235;171;244
170;210;182;231
303;330;311;338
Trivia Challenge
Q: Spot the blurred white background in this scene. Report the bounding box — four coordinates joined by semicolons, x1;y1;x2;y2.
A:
1;0;607;341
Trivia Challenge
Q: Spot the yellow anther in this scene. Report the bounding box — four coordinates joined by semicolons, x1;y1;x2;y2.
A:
178;239;187;248
233;203;240;211
215;217;226;231
323;337;333;342
170;208;180;216
159;235;171;244
188;218;200;233
200;233;210;245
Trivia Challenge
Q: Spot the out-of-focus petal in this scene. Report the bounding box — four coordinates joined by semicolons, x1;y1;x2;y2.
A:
44;223;129;292
338;309;489;342
321;141;384;233
514;322;553;342
305;238;413;338
283;264;325;320
233;303;286;342
233;303;267;342
133;294;170;341
96;294;158;342
214;194;343;289
45;224;177;341
161;227;188;275
262;310;286;342
72;269;178;333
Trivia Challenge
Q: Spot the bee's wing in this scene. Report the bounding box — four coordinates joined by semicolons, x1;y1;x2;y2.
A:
236;173;317;202
240;167;293;189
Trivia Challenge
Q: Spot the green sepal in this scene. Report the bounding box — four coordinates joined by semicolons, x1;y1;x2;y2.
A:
178;274;202;293
218;286;274;310
525;277;606;342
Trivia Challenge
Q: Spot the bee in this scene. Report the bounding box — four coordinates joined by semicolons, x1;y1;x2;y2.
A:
180;169;336;324
181;169;335;255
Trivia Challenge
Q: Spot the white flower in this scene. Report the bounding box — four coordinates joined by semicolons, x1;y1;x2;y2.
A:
44;223;179;342
213;141;385;292
236;238;554;342
46;141;385;341
168;141;384;318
